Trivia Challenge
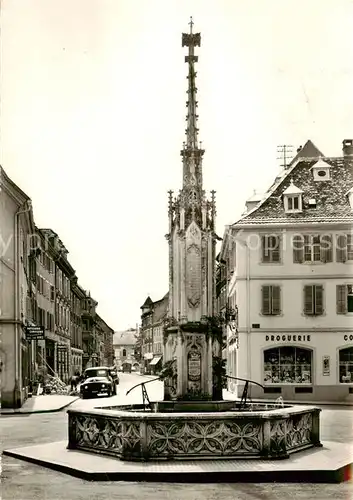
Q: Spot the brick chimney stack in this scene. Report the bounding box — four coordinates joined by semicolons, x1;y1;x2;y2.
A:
342;139;353;157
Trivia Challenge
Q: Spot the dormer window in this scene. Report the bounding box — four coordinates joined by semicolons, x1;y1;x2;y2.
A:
311;159;331;181
283;179;303;213
346;187;353;210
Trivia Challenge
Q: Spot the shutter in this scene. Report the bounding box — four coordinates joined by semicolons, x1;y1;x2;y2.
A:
321;234;333;263
304;286;314;315
271;286;281;315
336;285;347;314
262;236;269;262
336;234;347;263
314;285;324;315
293;235;304;263
262;286;271;315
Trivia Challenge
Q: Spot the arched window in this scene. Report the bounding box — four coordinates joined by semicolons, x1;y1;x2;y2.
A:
122;349;126;357
339;347;353;383
263;346;312;385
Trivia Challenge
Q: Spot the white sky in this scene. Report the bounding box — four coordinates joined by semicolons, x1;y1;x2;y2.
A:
1;0;353;330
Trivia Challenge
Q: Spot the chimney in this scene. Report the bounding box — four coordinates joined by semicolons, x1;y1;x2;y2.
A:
342;139;353;157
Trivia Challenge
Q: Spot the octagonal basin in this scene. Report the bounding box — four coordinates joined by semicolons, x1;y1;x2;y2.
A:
67;403;321;461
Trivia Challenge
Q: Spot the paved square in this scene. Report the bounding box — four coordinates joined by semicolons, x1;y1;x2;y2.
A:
3;440;353;483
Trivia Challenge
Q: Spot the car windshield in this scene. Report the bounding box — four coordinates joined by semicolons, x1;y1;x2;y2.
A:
85;369;108;378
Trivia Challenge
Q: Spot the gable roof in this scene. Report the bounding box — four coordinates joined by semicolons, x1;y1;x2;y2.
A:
140;296;153;309
233;145;353;227
113;329;137;346
152;292;169;324
289;140;324;166
282;180;303;195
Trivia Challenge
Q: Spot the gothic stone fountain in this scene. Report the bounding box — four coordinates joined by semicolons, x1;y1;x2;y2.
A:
66;20;322;463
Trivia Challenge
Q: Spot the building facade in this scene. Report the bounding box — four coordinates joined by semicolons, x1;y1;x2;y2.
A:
140;294;168;374
81;293;99;369
140;297;154;373
96;314;114;366
113;329;137;370
222;139;353;402
70;278;84;375
32;229;56;382
0;166;35;407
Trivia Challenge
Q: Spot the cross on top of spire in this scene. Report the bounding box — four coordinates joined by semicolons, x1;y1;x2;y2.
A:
189;16;194;33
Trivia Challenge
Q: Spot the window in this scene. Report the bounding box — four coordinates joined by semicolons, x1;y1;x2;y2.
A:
50;286;55;301
283;193;303;213
288;196;299;210
336;234;353;262
304;285;324;316
261;285;281;315
339;348;353;383
336;285;353;314
264;347;312;384
312;161;331;181
261;235;280;263
122;349;126;357
293;234;332;263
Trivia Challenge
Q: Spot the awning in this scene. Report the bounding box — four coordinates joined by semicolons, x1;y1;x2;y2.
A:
149;356;162;366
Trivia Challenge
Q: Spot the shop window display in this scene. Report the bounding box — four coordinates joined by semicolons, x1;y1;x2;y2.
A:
339;347;353;383
263;346;312;384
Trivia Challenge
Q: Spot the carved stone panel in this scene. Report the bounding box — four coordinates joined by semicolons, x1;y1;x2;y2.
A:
185;222;202;313
147;420;263;457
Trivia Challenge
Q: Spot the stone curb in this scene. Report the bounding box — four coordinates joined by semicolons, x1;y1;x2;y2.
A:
2;447;351;484
0;397;80;416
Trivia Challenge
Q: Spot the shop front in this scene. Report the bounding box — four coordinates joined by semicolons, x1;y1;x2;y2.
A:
235;331;353;402
149;356;162;375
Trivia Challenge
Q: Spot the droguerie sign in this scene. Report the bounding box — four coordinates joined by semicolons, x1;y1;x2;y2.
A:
265;334;311;343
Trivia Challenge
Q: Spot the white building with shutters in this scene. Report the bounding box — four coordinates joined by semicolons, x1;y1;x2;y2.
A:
220;139;353;402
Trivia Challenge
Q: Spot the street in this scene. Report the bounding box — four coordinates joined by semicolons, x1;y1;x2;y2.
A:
1;373;353;500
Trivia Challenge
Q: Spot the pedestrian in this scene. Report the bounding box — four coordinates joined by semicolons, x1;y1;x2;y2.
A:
70;373;79;392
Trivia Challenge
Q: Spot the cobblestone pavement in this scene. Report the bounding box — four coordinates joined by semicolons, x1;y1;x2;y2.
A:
1;374;353;500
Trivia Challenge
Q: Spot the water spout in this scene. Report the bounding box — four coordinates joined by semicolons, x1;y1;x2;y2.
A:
275;396;284;408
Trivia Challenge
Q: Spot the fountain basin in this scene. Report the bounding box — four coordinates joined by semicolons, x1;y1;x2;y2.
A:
67;403;321;461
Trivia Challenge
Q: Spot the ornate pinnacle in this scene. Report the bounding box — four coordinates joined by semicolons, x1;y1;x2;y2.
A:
182;19;201;151
168;190;174;213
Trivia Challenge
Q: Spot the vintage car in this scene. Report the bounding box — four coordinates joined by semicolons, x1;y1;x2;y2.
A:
80;367;117;399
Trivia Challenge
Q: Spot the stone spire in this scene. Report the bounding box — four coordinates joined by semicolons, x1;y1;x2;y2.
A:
180;17;205;194
164;20;217;400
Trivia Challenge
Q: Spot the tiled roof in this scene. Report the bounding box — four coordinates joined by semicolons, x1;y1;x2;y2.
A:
152;292;169;324
234;155;353;227
141;296;153;309
289;140;324;165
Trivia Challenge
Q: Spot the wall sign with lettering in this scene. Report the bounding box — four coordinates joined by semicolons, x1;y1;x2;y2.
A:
265;334;311;343
344;335;353;342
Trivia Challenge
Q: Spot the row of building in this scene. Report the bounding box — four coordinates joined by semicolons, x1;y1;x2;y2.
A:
138;139;353;402
218;139;353;402
0;166;115;408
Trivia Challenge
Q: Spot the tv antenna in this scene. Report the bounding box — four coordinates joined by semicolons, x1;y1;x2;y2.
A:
277;145;294;169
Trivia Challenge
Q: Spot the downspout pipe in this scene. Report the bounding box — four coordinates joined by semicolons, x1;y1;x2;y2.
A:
246;242;251;380
14;201;32;405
